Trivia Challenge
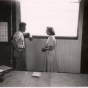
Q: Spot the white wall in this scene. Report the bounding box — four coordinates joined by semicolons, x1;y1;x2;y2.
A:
25;0;84;73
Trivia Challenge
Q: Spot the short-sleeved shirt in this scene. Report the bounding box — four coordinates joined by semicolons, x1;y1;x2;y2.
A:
46;36;56;47
13;31;25;48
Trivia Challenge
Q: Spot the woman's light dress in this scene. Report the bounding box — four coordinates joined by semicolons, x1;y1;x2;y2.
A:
43;36;57;72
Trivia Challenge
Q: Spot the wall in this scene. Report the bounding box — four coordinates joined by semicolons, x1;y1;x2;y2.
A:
25;1;83;73
0;0;83;72
25;0;84;73
16;1;21;31
12;0;21;69
0;0;84;72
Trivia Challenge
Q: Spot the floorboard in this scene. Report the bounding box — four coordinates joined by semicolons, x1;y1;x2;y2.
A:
0;71;88;87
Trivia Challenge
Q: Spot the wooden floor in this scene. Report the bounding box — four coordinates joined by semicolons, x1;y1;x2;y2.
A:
0;71;88;87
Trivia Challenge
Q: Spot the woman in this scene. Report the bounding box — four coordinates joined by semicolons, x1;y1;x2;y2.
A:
42;27;57;72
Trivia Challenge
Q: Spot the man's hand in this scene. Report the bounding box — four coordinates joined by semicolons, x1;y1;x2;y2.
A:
16;48;24;53
29;37;33;41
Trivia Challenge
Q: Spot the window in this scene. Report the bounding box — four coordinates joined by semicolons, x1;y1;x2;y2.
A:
20;0;80;37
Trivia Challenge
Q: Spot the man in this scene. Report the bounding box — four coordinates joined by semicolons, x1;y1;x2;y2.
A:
13;22;32;71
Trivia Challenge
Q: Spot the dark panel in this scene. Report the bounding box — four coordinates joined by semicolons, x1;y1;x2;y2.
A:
12;1;16;69
0;1;11;66
81;0;88;73
0;0;16;68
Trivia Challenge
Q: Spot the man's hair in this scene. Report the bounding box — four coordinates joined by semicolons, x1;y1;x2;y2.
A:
19;22;26;28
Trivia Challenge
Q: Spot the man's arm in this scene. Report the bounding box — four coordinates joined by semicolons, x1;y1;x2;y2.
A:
23;33;30;38
13;37;19;51
23;33;33;41
13;37;23;52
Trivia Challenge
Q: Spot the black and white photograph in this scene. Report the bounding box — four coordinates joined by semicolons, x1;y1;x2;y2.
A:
0;0;88;87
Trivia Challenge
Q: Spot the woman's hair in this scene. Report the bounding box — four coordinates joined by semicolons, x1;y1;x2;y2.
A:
47;27;55;35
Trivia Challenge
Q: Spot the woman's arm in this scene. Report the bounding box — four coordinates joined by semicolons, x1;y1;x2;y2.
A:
42;46;54;52
44;46;54;50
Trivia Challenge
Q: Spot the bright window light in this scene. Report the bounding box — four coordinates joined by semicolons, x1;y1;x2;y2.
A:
20;0;79;37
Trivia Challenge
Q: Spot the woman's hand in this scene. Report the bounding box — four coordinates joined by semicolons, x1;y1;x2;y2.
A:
42;46;50;52
49;46;54;50
42;48;46;52
42;46;54;52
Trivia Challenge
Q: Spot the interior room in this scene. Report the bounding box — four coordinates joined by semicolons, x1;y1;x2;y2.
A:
0;0;88;87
